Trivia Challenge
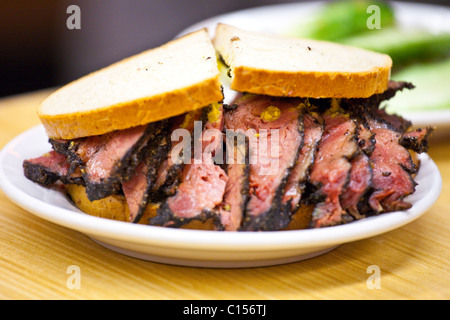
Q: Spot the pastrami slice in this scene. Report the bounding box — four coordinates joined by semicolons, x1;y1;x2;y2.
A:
366;117;417;213
151;163;228;226
219;132;250;231
340;152;372;219
224;94;304;231
121;162;148;222
152;108;207;201
150;104;228;228
282;111;323;214
83;123;166;201
121;131;171;223
51;121;167;202
23;150;84;186
399;127;434;154
337;81;431;218
309;112;359;228
338;122;375;219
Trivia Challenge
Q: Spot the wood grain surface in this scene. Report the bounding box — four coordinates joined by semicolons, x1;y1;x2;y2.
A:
0;89;449;300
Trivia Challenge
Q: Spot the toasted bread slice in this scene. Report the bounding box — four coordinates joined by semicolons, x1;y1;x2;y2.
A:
38;29;223;140
214;23;392;99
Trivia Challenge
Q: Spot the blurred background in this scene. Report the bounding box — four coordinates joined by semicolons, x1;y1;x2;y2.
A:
1;0;449;98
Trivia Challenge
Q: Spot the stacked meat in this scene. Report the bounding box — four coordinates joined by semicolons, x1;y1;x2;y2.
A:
23;81;432;230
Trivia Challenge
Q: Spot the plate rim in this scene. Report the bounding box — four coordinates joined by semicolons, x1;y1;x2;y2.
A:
0;124;442;253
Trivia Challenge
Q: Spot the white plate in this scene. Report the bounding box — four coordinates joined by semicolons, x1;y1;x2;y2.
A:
180;1;450;131
0;125;442;267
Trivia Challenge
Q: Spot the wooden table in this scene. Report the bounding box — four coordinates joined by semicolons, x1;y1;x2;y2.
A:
0;89;449;300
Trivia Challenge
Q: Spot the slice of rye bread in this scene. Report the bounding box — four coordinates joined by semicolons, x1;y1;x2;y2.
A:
38;29;223;140
213;23;392;99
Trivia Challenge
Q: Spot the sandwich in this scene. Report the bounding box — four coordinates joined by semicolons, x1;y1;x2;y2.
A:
23;24;433;231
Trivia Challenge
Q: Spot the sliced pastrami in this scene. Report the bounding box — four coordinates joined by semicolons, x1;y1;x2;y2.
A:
152;108;207;202
49;139;85;174
338;122;375;219
355;123;376;156
121;163;148;222
340;152;372;219
374;108;412;133
121;131;171;223
218;132;250;231
23;150;84;186
50;122;167;201
282;111;323;215
150;104;228;228
400;127;434;154
83;123;166;201
340;84;424;216
223;94;304;231
309;112;359;228
151;163;228;227
366;117;417;213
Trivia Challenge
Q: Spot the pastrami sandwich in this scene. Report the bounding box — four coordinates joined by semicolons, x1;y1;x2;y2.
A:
23;24;433;231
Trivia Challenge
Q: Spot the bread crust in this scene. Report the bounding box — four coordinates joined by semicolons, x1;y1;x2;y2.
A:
232;66;391;99
39;77;223;139
284;204;314;230
66;184;132;222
